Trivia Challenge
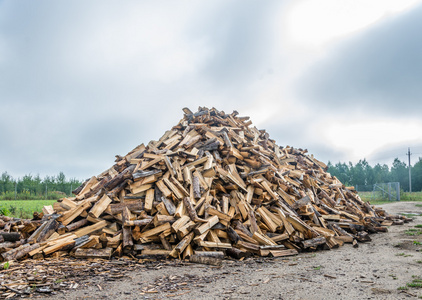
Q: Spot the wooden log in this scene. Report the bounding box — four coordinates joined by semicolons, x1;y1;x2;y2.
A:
144;188;154;212
355;231;371;242
36;219;60;242
252;232;277;246
194;215;219;235
268;233;289;242
43;238;76;255
139;222;171;239
122;207;133;251
73;220;107;238
169;231;194;258
58;201;92;226
235;240;260;253
72;235;90;249
65;219;89;232
141;249;171;256
171;215;190;233
270;249;298;257
233;220;253;237
392;219;404;225
153;215;175;227
1;242;41;261
183;197;199;221
89;194;112;218
226;247;250;259
192;176;201;199
124;219;152;227
177;220;196;239
248;210;260;234
161;196;177;215
189;254;222;266
159;233;172;250
104;165;135;191
156;179;172;198
226;226;240;244
74;247;113;259
109;200;143;214
301;236;326;248
197;241;232;249
257;207;278;232
132;169;162;180
193;251;224;259
0;232;20;242
42;205;54;215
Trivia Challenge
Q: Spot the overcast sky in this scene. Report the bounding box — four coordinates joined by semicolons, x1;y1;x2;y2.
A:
1;0;422;180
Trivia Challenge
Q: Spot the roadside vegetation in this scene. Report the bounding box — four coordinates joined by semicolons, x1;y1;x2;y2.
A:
327;157;422;192
359;191;422;205
0;171;81;218
0;171;82;200
0;199;56;219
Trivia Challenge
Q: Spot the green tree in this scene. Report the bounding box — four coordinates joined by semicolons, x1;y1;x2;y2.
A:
372;163;390;183
391;158;409;191
56;172;66;193
0;172;14;193
328;161;351;185
350;160;366;187
412;157;422;192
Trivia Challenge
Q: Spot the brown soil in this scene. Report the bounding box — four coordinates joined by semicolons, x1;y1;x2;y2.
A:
4;202;422;300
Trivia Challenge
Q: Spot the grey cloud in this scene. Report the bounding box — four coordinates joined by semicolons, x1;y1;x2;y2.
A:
264;120;346;165
190;1;286;92
296;4;422;116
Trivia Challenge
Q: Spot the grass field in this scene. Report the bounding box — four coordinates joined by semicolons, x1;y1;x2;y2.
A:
358;191;422;205
0;199;57;219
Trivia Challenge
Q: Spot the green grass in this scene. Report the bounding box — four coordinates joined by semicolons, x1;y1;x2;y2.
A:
401;213;422;218
398;276;422;291
359;191;422;205
0;199;57;218
405;229;422;236
415;225;422;228
407;281;422;288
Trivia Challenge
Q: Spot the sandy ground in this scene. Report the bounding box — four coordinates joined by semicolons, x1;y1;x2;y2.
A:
35;202;422;299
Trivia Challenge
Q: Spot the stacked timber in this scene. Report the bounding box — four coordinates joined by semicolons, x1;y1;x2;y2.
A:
0;107;411;262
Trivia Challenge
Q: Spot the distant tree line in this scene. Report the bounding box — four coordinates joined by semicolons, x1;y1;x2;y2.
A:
327;157;422;192
0;172;82;200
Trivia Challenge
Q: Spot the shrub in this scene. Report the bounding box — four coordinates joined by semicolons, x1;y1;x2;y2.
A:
0;206;10;216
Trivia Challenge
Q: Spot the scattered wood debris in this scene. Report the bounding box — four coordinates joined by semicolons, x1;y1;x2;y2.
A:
0;257;145;298
0;107;412;267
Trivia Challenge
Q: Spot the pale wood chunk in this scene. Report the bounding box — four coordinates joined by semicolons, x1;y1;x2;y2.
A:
89;194;112;218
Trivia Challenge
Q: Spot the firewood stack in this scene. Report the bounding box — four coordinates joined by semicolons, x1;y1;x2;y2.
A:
0;107;411;262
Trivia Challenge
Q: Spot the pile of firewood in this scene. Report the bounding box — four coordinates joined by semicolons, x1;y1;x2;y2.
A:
0;107;411;263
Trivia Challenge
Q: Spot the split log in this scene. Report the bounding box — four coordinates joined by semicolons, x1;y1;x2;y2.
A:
301;236;327;248
74;247;113;259
189;254;222;266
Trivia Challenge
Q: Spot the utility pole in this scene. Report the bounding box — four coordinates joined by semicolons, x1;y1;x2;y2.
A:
407;147;412;193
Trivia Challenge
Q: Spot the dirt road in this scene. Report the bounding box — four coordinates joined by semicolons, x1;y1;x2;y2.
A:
6;201;421;300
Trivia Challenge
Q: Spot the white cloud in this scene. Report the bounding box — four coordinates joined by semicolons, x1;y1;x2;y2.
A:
317;117;422;163
284;0;421;48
